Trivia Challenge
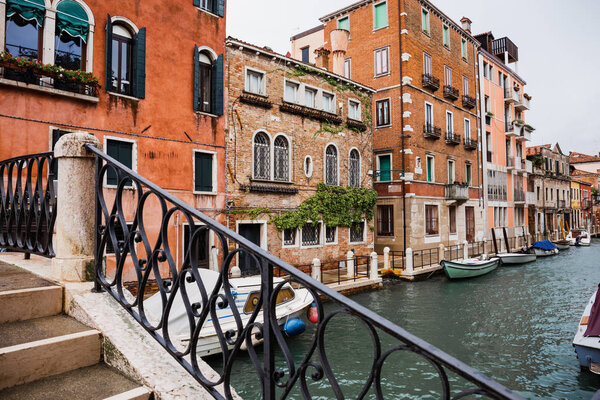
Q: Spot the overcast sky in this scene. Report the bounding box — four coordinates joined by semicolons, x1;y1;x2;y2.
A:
227;0;600;155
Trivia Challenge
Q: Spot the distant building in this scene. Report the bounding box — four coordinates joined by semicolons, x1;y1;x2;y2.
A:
290;25;325;64
570;152;600;176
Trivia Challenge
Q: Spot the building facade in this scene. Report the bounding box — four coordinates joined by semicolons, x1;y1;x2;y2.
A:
0;0;227;280
224;37;375;272
476;31;533;240
300;0;484;253
290;25;324;64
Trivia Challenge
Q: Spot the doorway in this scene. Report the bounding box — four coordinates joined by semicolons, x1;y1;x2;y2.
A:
238;223;262;276
465;206;475;242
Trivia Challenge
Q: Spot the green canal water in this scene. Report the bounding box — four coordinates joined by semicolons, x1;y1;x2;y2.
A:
211;241;600;399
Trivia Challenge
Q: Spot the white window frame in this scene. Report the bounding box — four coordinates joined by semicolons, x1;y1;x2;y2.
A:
304;155;313;178
244;66;266;95
180;221;216;270
373;0;389;31
463;76;469;95
102;135;137;189
423;52;432;75
465;162;472;186
421;7;430;34
424;203;440;241
375;97;391;128
447;160;455;184
348;98;362;121
376;153;393;182
464;118;471;138
282;228;299;248
424;101;434;126
446;111;454;134
325;225;338;245
283;78;300;103
442;24;450;49
426;154;435;183
321;90;336;113
349;220;366;244
272;133;292;183
444;65;452;86
461;38;468;61
192;149;217;195
300;221;323;249
374;46;390;77
337;15;350;31
252;130;272;180
348;147;362;187
323;143;340;186
344;57;352;79
304;85;318;108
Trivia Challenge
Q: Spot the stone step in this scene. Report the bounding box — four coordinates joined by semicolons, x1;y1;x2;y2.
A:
0;327;101;390
0;364;151;400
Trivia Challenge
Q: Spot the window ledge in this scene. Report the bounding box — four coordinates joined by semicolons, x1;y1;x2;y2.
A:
374;72;391;79
0;78;99;103
243;90;268;98
250;179;294;185
193;191;217;196
196;7;220;18
350;241;366;245
375;124;392;129
195;111;220;118
108;91;140;102
300;245;323;249
373;25;389;32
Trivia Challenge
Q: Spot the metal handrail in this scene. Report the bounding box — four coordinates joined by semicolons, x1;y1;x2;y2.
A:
84;144;522;400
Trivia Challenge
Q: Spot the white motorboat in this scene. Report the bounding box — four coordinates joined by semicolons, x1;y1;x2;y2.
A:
144;269;314;357
567;229;591;246
573;287;600;373
497;253;536;265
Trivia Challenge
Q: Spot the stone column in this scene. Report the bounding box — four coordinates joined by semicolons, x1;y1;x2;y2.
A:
383;247;390;270
438;244;445;263
42;11;57;65
483;238;487;255
405;248;413;274
346;250;354;278
369;252;378;281
51;132;102;282
463;241;469;260
311;258;321;282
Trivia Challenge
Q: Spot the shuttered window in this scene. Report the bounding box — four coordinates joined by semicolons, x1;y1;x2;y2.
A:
194;46;223;115
106;139;133;186
193;0;225;16
337;16;349;31
425;205;439;235
106;16;145;98
194;152;213;192
374;2;388;29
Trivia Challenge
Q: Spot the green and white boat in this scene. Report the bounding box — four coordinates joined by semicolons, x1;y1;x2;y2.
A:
442;257;500;279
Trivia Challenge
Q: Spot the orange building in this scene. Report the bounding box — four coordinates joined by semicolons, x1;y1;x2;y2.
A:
0;0;227;279
475;31;533;237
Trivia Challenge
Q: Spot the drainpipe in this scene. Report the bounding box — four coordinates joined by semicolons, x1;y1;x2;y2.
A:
397;0;407;252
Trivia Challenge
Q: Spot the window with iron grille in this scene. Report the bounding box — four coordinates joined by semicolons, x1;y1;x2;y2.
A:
325;145;338;186
325;226;337;243
273;136;289;181
253;133;270;179
283;229;296;246
425;205;439;235
349;149;360;188
302;223;321;246
377;205;393;236
350;221;365;243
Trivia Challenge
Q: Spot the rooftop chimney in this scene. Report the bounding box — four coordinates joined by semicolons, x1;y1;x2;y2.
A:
460;17;472;33
330;29;349;76
314;47;330;69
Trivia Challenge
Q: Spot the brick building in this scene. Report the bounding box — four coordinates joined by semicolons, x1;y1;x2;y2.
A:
224;37;375;272
296;0;484;252
475;31;533;238
0;0;227;279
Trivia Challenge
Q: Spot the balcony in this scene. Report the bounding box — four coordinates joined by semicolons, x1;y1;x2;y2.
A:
516;126;531;142
526;192;536;205
504;88;521;104
423;124;442;139
445;131;461;145
523;159;533;174
506;156;515;170
463;136;477;151
514;156;523;171
505;120;523;137
515;94;530;111
443;85;459;101
422;74;440;91
491;36;519;63
583;199;593;209
514;189;525;203
446;183;470;201
462;95;476;109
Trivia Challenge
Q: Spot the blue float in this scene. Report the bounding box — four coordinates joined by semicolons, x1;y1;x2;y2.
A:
282;318;306;337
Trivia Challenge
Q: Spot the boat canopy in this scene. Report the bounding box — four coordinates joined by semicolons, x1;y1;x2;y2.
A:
532;240;558;251
585;285;600;337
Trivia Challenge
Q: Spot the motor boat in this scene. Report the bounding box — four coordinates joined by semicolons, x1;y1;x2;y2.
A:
442;256;500;279
525;240;559;257
497;252;536;265
144;269;314;357
573;285;600;373
567;229;591;247
552;239;571;251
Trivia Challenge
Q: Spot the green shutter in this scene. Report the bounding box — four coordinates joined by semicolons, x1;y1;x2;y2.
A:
427;158;432;182
216;0;225;17
132;28;146;99
193;0;200;6
211;54;224;116
193;45;200;111
422;10;427;31
107;140;133;186
105;14;112;91
338;17;349;31
379;155;391;181
195;153;213;192
374;3;387;29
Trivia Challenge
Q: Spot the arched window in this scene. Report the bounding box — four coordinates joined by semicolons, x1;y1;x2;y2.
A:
5;0;44;60
54;0;89;70
198;51;213;113
273;136;289;182
106;16;146;98
325;145;338;186
110;24;133;95
254;133;270;180
349;149;360;188
194;46;223;116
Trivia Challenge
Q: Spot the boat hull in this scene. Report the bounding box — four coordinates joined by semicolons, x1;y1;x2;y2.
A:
529;248;559;257
497;253;536;265
442;258;500;279
552;241;571;251
573;290;600;373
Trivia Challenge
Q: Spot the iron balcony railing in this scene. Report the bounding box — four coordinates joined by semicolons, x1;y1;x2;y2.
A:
82;144;522;400
462;95;476;109
443;85;459;100
423;123;441;139
422;73;440;91
463;136;477;151
445;131;461;145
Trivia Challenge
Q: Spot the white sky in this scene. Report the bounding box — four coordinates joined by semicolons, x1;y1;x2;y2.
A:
227;0;600;155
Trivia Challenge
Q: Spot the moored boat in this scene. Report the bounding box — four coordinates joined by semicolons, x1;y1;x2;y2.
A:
552;239;571;251
573;285;600;373
442;257;500;279
497;253;536;265
567;229;591;246
526;240;559;257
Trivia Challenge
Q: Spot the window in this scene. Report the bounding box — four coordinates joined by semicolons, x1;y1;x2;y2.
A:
449;206;457;234
246;69;264;95
55;1;90;71
374;47;389;76
325;226;337;244
425;205;439;235
253;132;270;179
378;154;391;182
448;160;455;184
305;88;316;108
421;8;430;33
106;222;133;254
325;145;338;186
193;46;222;114
199;0;213;12
466;163;472;186
483;62;489;79
484;96;490;113
461;38;468;60
426;155;434;182
196;51;212;112
423;52;432;75
463;76;469;95
304;156;313;178
273;136;290;182
350;221;365;243
344;58;351;79
443;25;450;48
5;0;43;61
106;139;134;186
376;99;390;127
302;223;321;247
338;16;349;31
284;81;299;102
498;72;504;87
108;21;148;98
301;46;309;63
464;118;471;138
446;111;453;134
322;92;334;113
348;99;361;121
377;205;394;236
425;102;433;127
195;0;225;16
194;151;214;192
444;65;452;86
349;149;360;188
283;229;297;246
374;1;388;30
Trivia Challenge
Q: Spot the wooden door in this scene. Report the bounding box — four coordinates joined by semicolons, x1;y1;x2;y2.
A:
465;206;475;242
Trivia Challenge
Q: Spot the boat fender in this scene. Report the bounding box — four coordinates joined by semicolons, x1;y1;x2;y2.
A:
307;303;319;324
283;318;306;337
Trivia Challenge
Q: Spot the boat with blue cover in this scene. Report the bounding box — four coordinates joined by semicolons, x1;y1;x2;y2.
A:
526;240;559;257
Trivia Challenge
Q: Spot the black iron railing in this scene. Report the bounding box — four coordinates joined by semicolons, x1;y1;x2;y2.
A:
464;136;477;150
443;85;459;100
423;123;442;139
445;131;461;145
462;95;476;109
0;152;57;258
85;144;522;400
468;242;486;258
444;244;463;261
389;250;405;270
412;247;439;270
293;255;370;286
422;73;440;91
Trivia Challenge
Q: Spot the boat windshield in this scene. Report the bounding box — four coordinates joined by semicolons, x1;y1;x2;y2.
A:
244;288;295;314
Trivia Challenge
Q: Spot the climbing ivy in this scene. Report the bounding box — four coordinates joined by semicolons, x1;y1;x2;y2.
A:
223;207;272;220
270;183;378;231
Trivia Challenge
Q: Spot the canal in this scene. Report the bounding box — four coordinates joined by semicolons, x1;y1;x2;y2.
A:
212;242;600;399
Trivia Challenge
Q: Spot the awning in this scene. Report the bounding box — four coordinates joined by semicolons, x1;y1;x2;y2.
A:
56;0;89;42
6;0;46;27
